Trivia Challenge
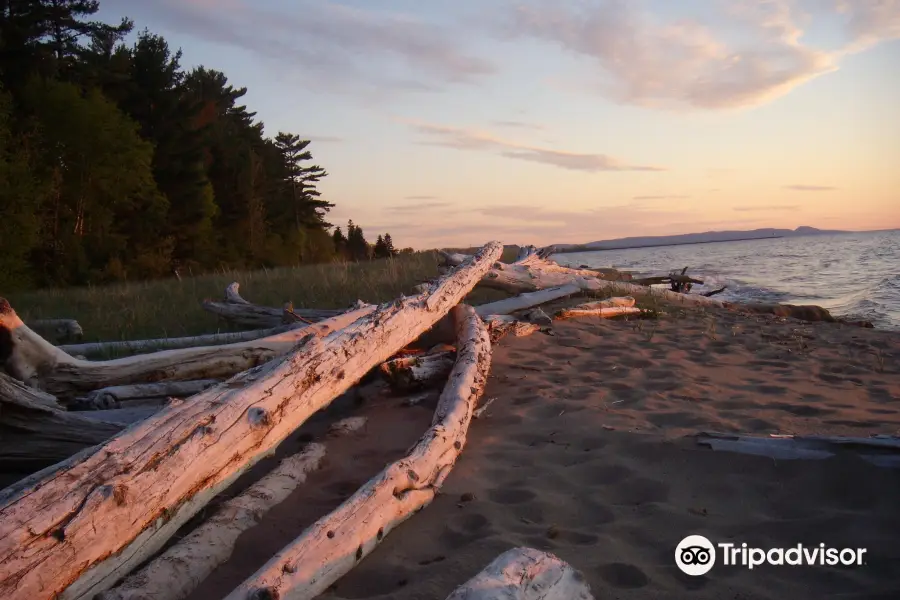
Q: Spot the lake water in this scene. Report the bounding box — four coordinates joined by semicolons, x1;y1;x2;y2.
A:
554;230;900;331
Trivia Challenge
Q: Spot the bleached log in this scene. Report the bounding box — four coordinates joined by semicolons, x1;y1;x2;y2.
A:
202;283;343;329
0;373;123;471
379;351;456;392
26;319;84;343
79;406;163;426
59;325;303;358
99;444;326;600
223;304;492;600
0;241;501;600
556;305;643;320
523;307;552;326
70;380;221;411
696;433;900;468
328;416;368;437
483;315;541;343
0;299;375;399
445;547;594;600
474;284;583;317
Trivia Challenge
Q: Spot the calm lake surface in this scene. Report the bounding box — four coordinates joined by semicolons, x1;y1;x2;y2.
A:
554;230;900;330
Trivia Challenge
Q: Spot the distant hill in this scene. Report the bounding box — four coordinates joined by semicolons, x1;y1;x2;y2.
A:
551;226;848;253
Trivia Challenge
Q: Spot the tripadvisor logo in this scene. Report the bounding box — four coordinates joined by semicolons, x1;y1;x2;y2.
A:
675;535;867;576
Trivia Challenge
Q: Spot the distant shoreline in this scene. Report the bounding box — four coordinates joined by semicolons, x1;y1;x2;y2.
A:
554;234;786;254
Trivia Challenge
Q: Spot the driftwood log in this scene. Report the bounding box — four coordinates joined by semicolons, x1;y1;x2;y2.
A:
58;325;304;359
100;444;327;600
445;547;594;600
70;380;221;411
0;373;124;471
202;283;343;329
379;350;456;392
483;315;541;343
0;299;375;399
223;303;492;600
0;241;502;600
555;297;641;320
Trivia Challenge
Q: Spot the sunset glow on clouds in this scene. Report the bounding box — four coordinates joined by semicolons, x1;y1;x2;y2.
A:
100;0;900;247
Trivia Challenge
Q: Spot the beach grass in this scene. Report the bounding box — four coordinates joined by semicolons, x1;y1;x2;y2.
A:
6;251;511;342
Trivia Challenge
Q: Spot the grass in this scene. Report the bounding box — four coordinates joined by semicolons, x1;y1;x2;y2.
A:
7;251;508;342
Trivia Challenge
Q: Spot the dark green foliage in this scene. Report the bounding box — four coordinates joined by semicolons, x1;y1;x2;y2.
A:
0;0;396;289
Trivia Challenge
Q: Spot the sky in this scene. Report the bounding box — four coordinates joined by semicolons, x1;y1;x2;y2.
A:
97;0;900;249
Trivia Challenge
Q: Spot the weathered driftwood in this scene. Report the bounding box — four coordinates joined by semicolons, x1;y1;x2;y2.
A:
202;282;343;329
483;315;541;343
473;284;583;317
556;297;641;320
59;325;304;359
327;416;368;437
379;350;456;392
523;307;553;326
0;298;375;399
223;304;492;600
0;373;123;471
79;406;164;426
0;241;501;600
99;444;327;600
445;547;594;600
25;319;84;343
697;433;900;469
70;380;221;411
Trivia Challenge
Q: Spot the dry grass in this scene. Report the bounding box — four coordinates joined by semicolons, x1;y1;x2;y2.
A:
7;251;508;342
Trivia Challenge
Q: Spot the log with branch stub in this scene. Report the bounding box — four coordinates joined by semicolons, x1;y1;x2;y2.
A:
444;547;594;600
482;315;542;343
223;303;492;600
69;380;221;411
0;373;124;471
0;241;502;600
59;324;305;359
0;298;375;400
99;444;327;600
379;350;456;392
202;283;343;329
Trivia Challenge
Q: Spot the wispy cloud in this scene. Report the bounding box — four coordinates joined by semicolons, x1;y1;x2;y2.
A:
407;121;665;172
404;195;440;201
503;0;900;110
733;204;800;212
492;120;546;131
387;201;454;212
784;185;838;191
104;0;495;95
632;195;691;201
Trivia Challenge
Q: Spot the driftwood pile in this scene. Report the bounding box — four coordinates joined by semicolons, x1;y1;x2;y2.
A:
0;242;872;600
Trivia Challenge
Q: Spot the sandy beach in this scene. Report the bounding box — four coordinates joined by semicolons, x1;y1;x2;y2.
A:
176;308;900;600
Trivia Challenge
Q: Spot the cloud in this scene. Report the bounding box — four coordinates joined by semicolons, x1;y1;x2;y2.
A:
784;185;838;191
733;204;800;212
632;195;691;201
408;121;665;172
107;0;494;94
404;195;440;201
503;0;900;110
492;120;546;131
387;201;454;212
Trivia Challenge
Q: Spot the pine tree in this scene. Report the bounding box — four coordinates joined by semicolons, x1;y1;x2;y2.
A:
346;219;369;261
332;226;347;259
383;233;396;257
373;234;388;259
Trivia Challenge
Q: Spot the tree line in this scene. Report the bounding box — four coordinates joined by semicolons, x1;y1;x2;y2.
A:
0;0;406;291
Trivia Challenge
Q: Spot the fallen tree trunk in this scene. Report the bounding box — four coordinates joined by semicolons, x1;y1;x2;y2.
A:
0;241;501;600
223;304;492;600
59;325;304;359
202;283;343;329
25;319;84;343
445;547;594;600
473;284;584;317
70;380;221;411
0;299;375;400
379;351;456;392
0;373;124;471
556;305;643;320
99;444;327;600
